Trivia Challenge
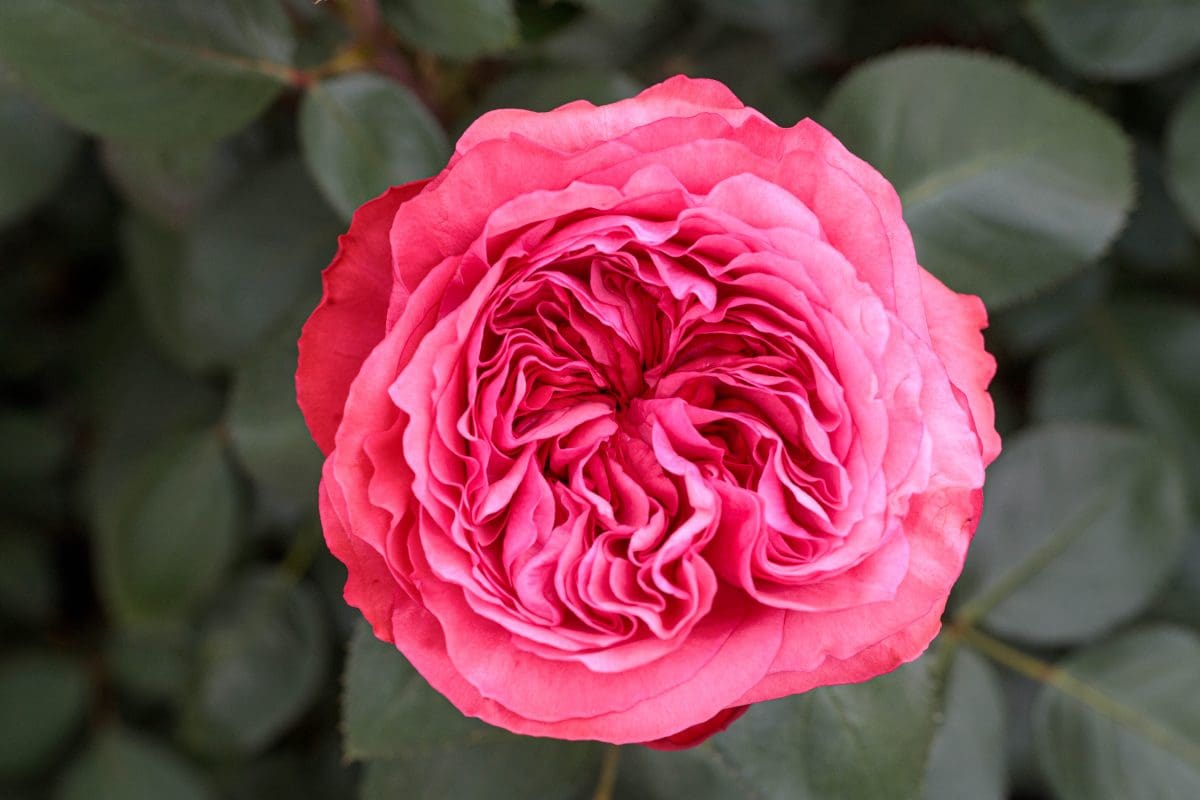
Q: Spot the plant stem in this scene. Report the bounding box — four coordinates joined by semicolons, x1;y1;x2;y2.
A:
592;745;622;800
947;621;1200;768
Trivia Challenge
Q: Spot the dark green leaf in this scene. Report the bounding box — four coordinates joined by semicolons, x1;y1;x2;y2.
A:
956;424;1189;645
821;48;1134;309
1167;81;1200;237
1154;528;1200;631
1031;300;1200;499
121;213;193;368
696;0;847;68
94;427;240;628
299;73;449;221
999;671;1050;797
181;159;341;369
344;621;601;798
0;0;295;144
215;737;357;800
361;743;601;800
1026;0;1200;80
102;139;240;230
1034;625;1200;800
227;330;323;508
987;265;1109;359
1117;145;1200;280
619;658;936;800
342;620;482;760
0;527;58;626
81;309;224;515
381;0;518;60
216;744;358;800
0;85;79;227
55;727;215;800
182;570;329;756
923;648;1006;800
0;650;89;778
105;627;193;706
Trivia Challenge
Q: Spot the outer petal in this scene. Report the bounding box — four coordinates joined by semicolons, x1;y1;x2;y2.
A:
735;601;945;705
919;269;1002;465
390;591;786;744
297;179;428;454
642;705;750;751
454;75;761;159
318;465;404;643
742;486;981;702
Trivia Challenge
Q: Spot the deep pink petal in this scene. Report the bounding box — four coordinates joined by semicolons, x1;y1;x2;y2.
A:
297;180;428;454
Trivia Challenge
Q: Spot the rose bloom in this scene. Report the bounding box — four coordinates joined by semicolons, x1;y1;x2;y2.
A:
297;76;1000;748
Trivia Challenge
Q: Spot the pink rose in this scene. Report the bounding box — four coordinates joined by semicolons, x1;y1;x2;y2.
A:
296;76;1000;747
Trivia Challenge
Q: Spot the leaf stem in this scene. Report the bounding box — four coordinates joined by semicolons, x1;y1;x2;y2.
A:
944;620;1056;682
592;745;622;800
946;621;1200;768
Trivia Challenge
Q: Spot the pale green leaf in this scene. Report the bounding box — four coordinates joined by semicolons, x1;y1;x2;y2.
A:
1034;626;1200;800
0;0;295;144
299;73;448;221
822;48;1134;309
956;424;1189;645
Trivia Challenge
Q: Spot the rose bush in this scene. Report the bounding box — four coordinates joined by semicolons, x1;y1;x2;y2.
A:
296;76;1000;747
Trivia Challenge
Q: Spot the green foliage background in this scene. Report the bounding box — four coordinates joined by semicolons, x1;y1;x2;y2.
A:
1;1;1199;798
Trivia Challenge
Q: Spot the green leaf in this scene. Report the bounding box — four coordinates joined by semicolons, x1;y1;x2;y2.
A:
217;737;357;800
344;621;601;798
1154;529;1200;631
343;620;479;761
181;159;341;369
81;310;223;515
696;0;847;68
923;648;1006;800
1034;625;1200;800
0;0;295;144
1116;145;1200;280
105;627;194;706
94;427;240;628
102;139;240;230
121;213;193;368
0;85;79;227
55;727;215;800
361;742;601;800
987;265;1109;359
182;570;329;756
0;527;58;626
0;650;89;778
1026;0;1200;81
299;73;449;221
619;658;936;800
1167;81;1200;237
381;0;518;60
1031;300;1200;499
999;671;1051;797
227;330;323;508
821;48;1134;309
956;424;1189;645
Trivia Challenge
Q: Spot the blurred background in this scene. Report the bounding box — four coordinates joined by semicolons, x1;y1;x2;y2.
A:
1;1;1199;798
